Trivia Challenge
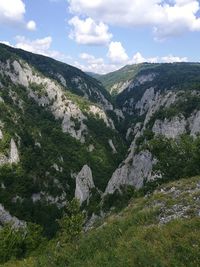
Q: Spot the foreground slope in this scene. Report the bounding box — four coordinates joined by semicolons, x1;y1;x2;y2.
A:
3;176;200;267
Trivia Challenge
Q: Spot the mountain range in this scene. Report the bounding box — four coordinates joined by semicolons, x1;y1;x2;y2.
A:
0;43;200;266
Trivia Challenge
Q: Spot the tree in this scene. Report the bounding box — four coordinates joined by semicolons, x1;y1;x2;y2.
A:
58;199;84;244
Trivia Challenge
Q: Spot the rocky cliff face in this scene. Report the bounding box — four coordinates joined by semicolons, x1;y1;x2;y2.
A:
75;165;95;205
1;59;116;143
0;204;25;228
0;44;126;234
1;44;200;233
104;63;200;195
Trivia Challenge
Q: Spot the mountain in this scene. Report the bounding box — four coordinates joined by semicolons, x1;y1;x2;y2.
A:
96;63;153;95
1;44;200;266
0;43;126;236
105;62;200;196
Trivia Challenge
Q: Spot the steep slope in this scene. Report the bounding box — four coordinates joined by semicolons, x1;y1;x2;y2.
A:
3;176;200;267
0;44;112;110
104;63;200;194
0;44;126;236
96;63;154;95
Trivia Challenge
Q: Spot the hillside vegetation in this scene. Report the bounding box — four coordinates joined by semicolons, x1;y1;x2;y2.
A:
1;44;200;266
2;176;200;267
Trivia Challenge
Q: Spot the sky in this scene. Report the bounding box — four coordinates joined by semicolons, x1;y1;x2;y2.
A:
0;0;200;74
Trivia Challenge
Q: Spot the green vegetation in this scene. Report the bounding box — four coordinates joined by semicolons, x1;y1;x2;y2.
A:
2;176;200;267
1;43;200;267
147;134;200;182
0;46;126;237
97;63;154;94
0;223;45;264
0;43;111;105
116;62;200;111
147;92;200;128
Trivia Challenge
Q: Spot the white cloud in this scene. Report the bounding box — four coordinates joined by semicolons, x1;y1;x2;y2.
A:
68;16;112;45
0;41;12;46
13;36;69;61
68;0;200;39
130;52;158;64
107;41;129;63
26;20;36;31
0;0;37;31
78;49;189;74
0;0;25;22
161;54;188;63
1;38;188;74
15;36;52;53
77;53;121;74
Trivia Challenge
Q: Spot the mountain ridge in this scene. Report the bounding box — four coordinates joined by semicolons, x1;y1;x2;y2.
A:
1;44;200;265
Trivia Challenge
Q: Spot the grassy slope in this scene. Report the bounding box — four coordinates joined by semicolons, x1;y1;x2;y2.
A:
3;176;200;267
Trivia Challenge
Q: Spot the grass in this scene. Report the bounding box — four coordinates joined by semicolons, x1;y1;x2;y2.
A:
2;176;200;267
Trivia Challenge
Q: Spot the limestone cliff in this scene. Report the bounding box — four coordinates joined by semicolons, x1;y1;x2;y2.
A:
75;165;95;205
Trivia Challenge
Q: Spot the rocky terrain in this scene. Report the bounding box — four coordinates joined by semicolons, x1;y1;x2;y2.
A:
0;43;126;235
1;44;200;266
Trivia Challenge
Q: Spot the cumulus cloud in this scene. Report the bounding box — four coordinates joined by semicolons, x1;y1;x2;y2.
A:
76;49;189;74
68;0;200;39
107;41;129;63
0;0;36;30
76;53;121;74
13;36;69;61
68;16;112;45
161;54;188;63
129;52;188;64
26;20;36;31
130;52;158;64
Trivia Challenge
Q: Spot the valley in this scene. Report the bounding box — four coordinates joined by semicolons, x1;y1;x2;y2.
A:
0;43;200;266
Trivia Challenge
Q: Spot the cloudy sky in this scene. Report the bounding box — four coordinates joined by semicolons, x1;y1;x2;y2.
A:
1;0;200;74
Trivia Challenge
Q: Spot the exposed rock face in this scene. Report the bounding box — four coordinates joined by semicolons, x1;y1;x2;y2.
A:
0;204;25;228
1;59;116;143
89;105;115;129
88;144;95;152
108;139;117;154
9;138;20;164
114;109;125;121
0;138;20;166
71;76;113;110
0;154;7;165
105;165;129;195
75;165;95;205
110;80;132;95
2;60;88;142
189;111;200;136
105;150;158;194
0;129;3;140
152;111;200;139
56;73;67;87
135;87;157;115
152;115;187;138
135;73;156;85
31;191;66;208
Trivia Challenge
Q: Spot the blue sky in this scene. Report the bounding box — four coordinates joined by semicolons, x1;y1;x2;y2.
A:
1;0;200;73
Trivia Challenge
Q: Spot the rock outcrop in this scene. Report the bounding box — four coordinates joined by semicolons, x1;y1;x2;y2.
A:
0;129;3;140
9;138;20;164
75;165;95;205
152;115;187;138
0;204;25;228
105;150;159;194
0;138;20;166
